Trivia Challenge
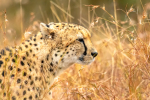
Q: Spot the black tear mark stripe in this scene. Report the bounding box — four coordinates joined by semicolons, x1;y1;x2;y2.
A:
78;39;87;55
82;40;87;55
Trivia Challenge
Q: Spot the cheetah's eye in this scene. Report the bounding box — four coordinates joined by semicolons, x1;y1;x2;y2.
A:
77;38;84;42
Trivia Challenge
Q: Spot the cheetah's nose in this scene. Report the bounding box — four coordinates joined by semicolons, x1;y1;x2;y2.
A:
91;52;98;58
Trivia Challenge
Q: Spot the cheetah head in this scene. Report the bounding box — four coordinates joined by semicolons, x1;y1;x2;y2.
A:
40;22;98;69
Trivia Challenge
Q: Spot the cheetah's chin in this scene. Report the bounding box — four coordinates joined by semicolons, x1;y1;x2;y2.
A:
77;57;95;65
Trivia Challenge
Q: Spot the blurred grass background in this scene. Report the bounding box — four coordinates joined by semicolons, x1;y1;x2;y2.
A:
0;0;149;40
0;0;150;99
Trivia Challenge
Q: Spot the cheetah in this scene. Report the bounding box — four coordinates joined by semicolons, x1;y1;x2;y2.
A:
0;22;98;100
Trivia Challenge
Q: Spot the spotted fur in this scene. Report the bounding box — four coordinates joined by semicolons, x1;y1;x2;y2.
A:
0;22;97;100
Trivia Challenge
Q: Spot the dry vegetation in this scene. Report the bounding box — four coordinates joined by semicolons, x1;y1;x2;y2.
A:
0;0;150;100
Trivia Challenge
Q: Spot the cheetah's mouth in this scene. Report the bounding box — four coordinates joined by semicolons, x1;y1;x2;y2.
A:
78;56;94;65
79;57;84;61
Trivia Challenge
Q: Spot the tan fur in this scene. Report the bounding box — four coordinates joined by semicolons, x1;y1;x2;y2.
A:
0;22;97;100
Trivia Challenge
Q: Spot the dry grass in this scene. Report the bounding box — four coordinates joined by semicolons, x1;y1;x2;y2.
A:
1;0;150;100
48;1;150;100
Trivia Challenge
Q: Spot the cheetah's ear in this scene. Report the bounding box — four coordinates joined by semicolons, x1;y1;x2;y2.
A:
40;23;49;35
40;23;56;39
